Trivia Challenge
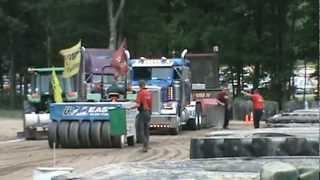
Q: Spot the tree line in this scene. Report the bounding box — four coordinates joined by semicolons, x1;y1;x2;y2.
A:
0;0;318;108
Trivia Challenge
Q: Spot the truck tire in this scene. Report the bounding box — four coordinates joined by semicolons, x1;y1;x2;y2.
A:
170;115;180;135
69;121;80;148
90;121;102;148
170;126;180;135
79;121;91;148
101;122;112;148
127;136;135;146
48;121;59;149
195;103;202;129
188;118;198;130
112;135;125;148
58;121;70;148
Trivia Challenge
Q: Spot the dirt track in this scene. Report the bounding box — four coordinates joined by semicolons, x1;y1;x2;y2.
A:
0;118;250;180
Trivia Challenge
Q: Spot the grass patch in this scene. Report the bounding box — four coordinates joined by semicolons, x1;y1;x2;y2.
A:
0;109;23;119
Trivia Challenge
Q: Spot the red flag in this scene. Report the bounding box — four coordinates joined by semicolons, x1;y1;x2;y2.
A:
112;39;128;76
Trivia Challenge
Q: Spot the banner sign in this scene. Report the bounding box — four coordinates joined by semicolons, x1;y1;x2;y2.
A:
60;41;81;78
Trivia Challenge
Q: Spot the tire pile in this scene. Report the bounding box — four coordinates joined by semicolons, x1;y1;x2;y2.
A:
48;121;133;148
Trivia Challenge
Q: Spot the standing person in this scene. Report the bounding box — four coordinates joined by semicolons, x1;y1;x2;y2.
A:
134;80;152;152
216;87;230;129
242;89;265;128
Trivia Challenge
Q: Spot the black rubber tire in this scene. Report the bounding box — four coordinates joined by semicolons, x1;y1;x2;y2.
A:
195;103;202;129
48;121;59;149
170;115;180;135
90;121;102;148
58;121;70;148
69;121;80;148
79;121;91;148
127;136;135;146
170;127;179;135
188;118;197;130
101;122;112;148
112;135;125;148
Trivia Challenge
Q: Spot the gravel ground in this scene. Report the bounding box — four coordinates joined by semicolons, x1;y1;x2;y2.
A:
0;118;253;180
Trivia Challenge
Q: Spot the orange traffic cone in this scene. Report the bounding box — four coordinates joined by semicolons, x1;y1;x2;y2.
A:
249;112;254;125
244;114;250;125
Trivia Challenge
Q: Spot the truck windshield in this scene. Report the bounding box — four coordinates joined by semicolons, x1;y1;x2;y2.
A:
33;73;75;94
35;74;51;93
92;74;114;84
133;67;173;81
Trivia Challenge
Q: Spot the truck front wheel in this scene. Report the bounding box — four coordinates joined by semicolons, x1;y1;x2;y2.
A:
170;115;180;135
195;103;202;130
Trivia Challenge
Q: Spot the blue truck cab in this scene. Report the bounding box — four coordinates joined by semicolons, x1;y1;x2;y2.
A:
129;55;193;134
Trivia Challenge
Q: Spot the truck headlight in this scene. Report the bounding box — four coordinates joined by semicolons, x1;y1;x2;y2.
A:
162;102;174;109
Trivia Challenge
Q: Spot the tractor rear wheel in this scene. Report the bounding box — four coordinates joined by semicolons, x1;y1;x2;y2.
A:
69;121;80;148
101;122;112;148
58;121;70;148
48;121;59;149
90;121;102;148
79;121;91;148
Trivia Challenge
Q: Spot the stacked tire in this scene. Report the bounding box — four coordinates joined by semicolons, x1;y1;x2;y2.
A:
48;120;131;148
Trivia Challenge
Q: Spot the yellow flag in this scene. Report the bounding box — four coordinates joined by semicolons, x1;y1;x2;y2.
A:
60;41;81;78
51;69;63;103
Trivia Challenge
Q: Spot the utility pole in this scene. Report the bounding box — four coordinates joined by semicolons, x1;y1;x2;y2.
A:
303;60;307;109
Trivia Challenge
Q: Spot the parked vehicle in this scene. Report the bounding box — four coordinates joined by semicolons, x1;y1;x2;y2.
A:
129;50;213;134
21;67;77;139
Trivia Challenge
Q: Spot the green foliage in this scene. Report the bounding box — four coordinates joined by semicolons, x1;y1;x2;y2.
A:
0;0;317;108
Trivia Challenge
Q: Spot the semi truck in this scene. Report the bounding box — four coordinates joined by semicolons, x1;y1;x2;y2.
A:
47;47;137;148
83;48;126;101
129;50;206;134
129;49;222;134
186;52;223;129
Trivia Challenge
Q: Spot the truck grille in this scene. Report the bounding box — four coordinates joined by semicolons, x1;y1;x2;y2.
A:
150;88;161;114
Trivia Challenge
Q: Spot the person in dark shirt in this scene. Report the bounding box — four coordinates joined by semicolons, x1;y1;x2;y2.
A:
134;80;152;152
216;87;230;129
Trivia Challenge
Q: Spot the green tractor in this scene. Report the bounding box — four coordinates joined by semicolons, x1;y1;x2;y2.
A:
22;67;77;139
